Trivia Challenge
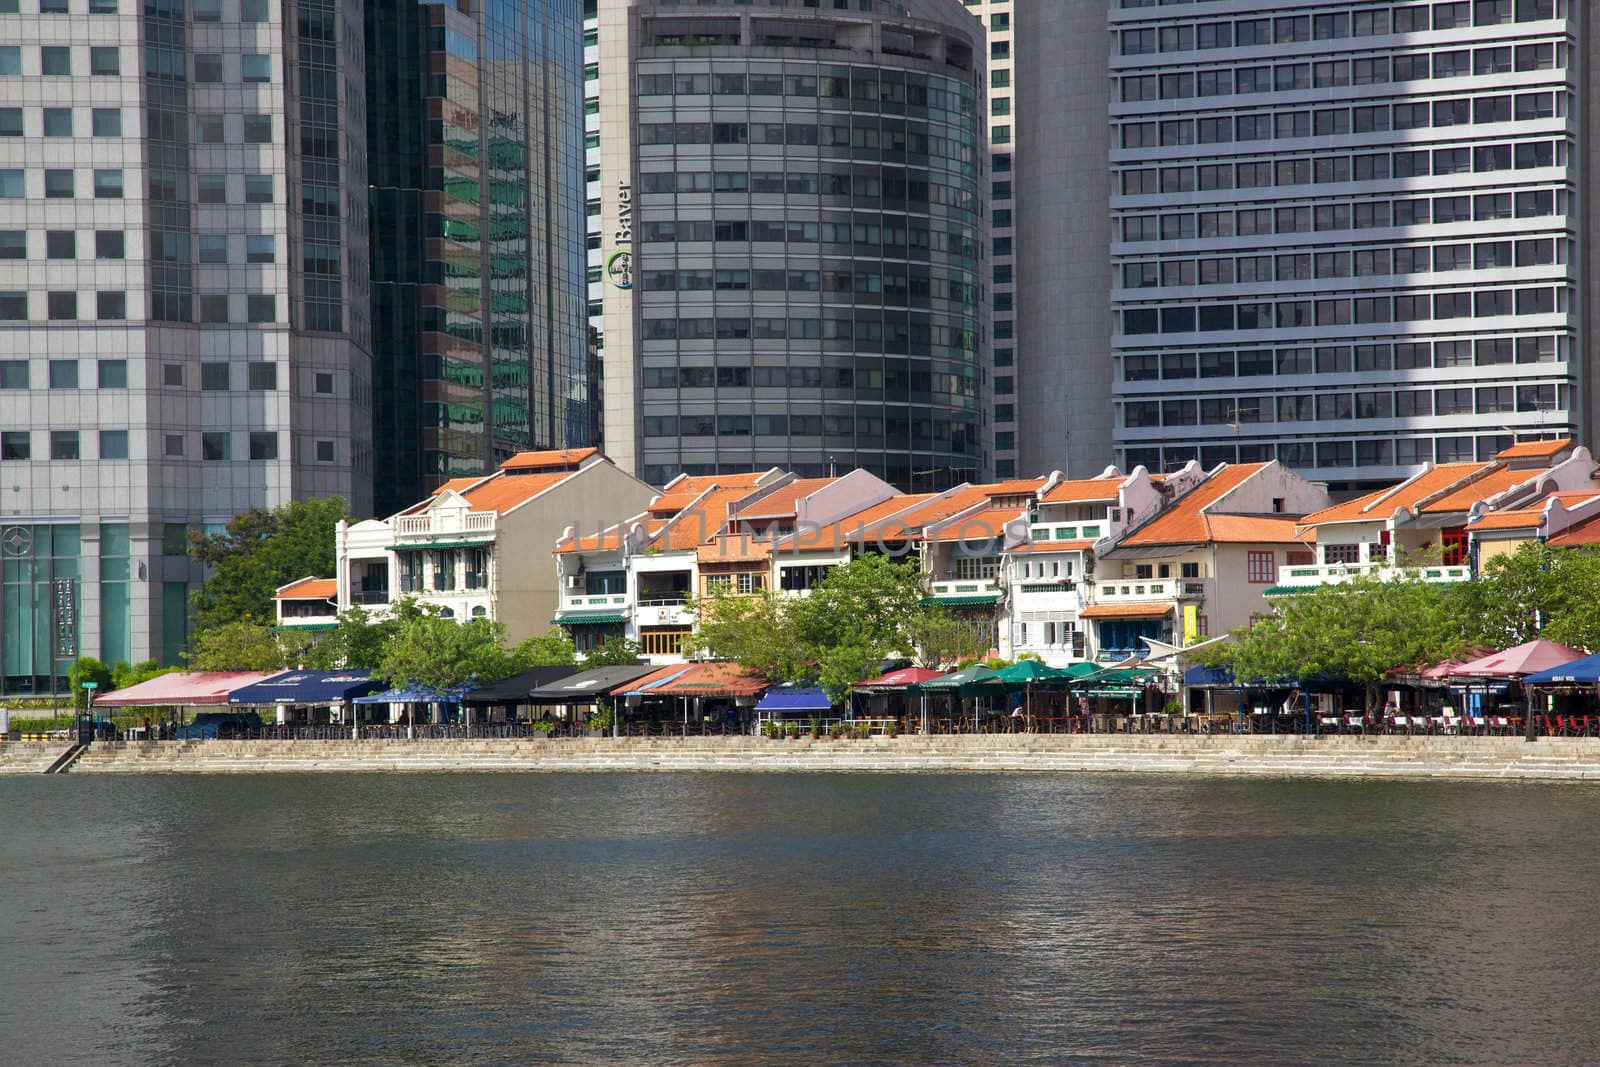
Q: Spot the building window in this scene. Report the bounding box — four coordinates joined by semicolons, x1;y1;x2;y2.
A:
248;432;278;460
201;432;229;461
0;361;25;389
1323;544;1360;565
48;359;78;388
0;231;21;258
94;169;122;198
47;292;77;320
1247;551;1277;584
1;431;29;460
247;362;277;390
163;434;184;457
95;231;124;259
98;430;128;459
45;231;74;259
44;169;73;198
314;439;334;463
314;372;335;395
98;360;127;388
89;46;119;76
194;54;222;82
92;108;120;136
641;629;689;657
97;291;125;319
200;362;230;390
241;54;271;82
50;430;79;460
41;46;71;76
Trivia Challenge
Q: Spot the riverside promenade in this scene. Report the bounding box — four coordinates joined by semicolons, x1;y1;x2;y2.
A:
8;735;1600;780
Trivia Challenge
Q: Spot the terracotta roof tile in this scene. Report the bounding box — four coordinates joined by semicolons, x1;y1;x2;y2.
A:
554;517;665;555
1118;463;1269;546
459;471;569;513
978;478;1049;498
1421;466;1545;513
1009;539;1096;555
1297;463;1492;526
499;447;598;471
1496;437;1573;460
848;487;993;543
1203;515;1311;543
1039;477;1124;504
735;477;838;519
1550;512;1600;547
924;505;1027;542
1466;507;1547;533
696;533;774;563
1080;603;1175;620
655;486;757;551
782;493;938;552
275;577;337;600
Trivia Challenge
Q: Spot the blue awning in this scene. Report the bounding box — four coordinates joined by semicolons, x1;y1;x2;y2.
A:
1184;665;1235;687
353;683;470;705
1523;653;1600;686
228;670;383;706
754;687;834;712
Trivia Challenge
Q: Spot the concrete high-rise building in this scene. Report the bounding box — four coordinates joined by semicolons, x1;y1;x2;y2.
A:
1106;0;1581;490
365;0;590;515
0;0;373;688
589;0;991;490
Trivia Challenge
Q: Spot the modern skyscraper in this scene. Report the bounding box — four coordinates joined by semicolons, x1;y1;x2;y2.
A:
365;0;590;516
590;0;991;491
0;0;373;685
1105;0;1580;490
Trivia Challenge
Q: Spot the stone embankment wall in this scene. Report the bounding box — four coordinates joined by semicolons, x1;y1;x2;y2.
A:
6;735;1600;780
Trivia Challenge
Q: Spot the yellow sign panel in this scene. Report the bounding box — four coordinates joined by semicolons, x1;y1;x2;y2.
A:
1182;604;1199;645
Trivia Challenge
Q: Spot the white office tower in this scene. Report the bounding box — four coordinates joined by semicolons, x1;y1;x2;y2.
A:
0;0;373;688
1107;0;1580;490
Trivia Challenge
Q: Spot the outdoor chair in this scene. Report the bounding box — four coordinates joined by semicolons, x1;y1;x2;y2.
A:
1465;714;1487;735
1542;715;1563;737
1343;714;1365;734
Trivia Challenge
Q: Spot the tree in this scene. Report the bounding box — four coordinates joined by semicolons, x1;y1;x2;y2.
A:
508;629;577;670
1203;576;1467;712
580;636;645;666
903;605;993;668
68;657;114;709
302;606;399;671
188;496;348;634
185;619;311;672
684;588;810;682
112;659;177;691
1452;543;1600;652
374;615;523;691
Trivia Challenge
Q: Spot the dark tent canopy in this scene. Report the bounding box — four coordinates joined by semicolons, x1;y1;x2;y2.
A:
462;666;581;706
527;663;659;703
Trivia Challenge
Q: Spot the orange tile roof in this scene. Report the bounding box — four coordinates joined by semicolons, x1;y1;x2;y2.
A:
611;663;692;695
979;478;1049;498
1117;463;1269;546
435;476;486;495
849;487;993;543
499;447;598;471
1203;515;1310;544
735;478;837;519
655;486;755;551
1080;603;1175;620
458;471;569;513
1009;539;1096;555
275;577;337;600
924;505;1026;543
1468;491;1600;533
782;493;938;552
1039;477;1123;504
696;533;774;563
554;517;665;554
1550;513;1600;547
1421;466;1543;513
1497;437;1573;460
647;473;768;516
1297;463;1492;526
651;661;767;697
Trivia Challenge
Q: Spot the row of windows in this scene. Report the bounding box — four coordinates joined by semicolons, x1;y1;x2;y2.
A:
1121;434;1563;474
641;314;978;349
640;219;981;261
640;268;975;303
635;71;976;117
1123;105;1566;151
0;168;125;199
1;0;271;16
638;166;976;209
0;45;120;77
1124;239;1558;290
0;292;277;323
0;358;287;390
1121;189;1559;243
0;107;123;139
1117;2;1561;53
1121;287;1564;335
4;0;119;13
1121;55;1561;106
1122;384;1559;428
0;230;274;263
643;414;890;438
638;121;977;168
0;430;283;462
641;364;977;394
1121;337;1560;380
1120;146;1564;194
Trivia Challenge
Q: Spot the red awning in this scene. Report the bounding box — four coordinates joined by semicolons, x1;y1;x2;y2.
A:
649;662;768;698
855;667;947;690
93;671;277;707
1079;603;1173;621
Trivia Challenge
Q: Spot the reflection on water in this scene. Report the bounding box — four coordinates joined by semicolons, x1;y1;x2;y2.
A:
3;773;1600;1065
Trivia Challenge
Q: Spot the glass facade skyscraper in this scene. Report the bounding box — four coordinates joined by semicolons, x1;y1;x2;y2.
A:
366;0;590;516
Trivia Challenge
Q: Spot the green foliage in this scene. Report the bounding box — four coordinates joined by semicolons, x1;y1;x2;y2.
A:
373;613;537;692
1204;575;1467;711
902;605;993;668
683;587;811;681
112;659;178;691
302;605;399;671
188;496;347;634
1452;542;1600;652
68;657;114;709
580;636;645;666
509;628;578;670
185;619;311;672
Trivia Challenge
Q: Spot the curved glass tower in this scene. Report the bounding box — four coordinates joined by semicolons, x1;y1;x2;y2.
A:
596;0;990;490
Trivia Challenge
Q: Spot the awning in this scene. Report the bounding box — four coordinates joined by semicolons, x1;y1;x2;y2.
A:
551;611;627;625
619;664;695;697
1184;665;1236;687
353;683;470;704
95;671;277;707
1079;603;1173;620
1523;653;1600;687
856;666;947;690
228;670;383;706
923;593;1003;606
462;665;582;705
388;538;492;551
1262;584;1319;598
649;662;767;698
526;663;660;702
754;686;834;712
909;666;998;693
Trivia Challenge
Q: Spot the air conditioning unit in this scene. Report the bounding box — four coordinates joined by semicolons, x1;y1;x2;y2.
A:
565;574;582;590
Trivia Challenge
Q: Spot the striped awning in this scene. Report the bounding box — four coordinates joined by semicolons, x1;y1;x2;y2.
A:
551;611;627;624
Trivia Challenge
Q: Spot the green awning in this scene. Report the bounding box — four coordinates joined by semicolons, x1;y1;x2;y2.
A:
1262;584;1319;597
279;622;335;632
389;539;493;551
552;611;627;625
922;593;1002;606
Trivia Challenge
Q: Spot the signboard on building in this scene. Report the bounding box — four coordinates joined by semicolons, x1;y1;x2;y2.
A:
52;577;77;659
607;180;633;289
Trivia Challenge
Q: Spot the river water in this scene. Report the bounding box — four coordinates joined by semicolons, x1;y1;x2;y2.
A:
2;773;1597;1065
